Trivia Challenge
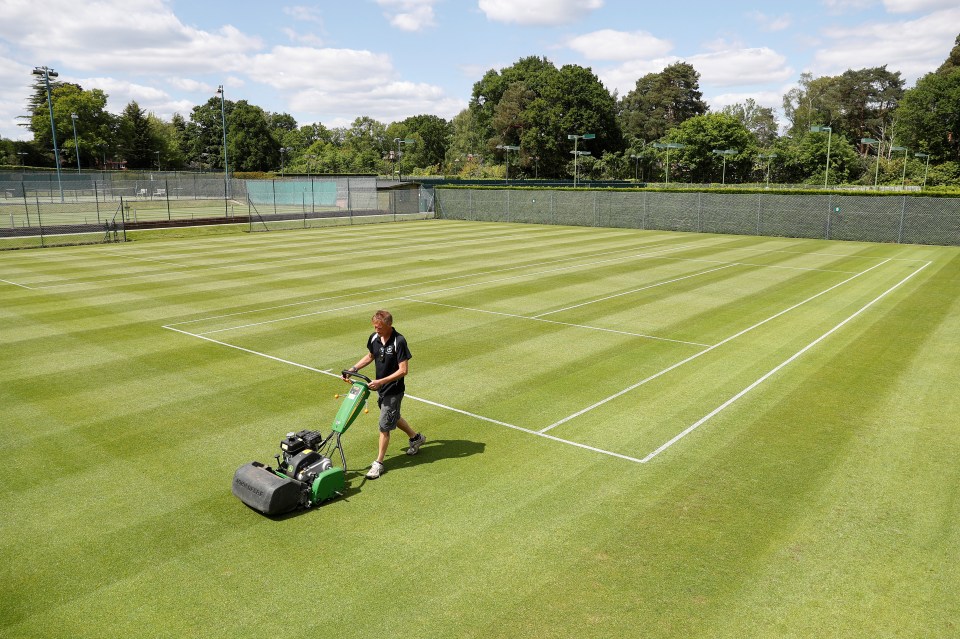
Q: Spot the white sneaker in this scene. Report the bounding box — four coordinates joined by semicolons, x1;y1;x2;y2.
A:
365;461;384;479
406;433;426;456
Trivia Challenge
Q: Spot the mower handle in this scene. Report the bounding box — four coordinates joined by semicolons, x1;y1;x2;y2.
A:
341;369;372;384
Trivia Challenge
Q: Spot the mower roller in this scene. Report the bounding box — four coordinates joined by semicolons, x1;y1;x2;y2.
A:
232;370;370;515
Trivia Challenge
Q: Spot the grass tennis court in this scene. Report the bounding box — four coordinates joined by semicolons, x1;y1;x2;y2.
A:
2;219;959;637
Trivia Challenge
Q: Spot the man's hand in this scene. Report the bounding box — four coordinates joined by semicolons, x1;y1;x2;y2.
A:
368;379;381;391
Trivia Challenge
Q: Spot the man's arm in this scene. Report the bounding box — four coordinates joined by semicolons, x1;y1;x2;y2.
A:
343;353;374;380
368;359;408;391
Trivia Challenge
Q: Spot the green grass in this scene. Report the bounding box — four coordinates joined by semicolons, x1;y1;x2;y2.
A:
2;220;959;638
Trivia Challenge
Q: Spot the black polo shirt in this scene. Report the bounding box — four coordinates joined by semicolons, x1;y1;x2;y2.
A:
367;328;412;396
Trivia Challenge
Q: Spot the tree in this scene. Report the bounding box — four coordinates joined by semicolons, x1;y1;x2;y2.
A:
897;68;960;161
386;114;451;171
469;56;622;178
667;113;756;183
185;97;233;170
618;62;708;143
27;81;114;169
937;33;960;74
117;101;166;169
722;99;778;147
229;101;279;171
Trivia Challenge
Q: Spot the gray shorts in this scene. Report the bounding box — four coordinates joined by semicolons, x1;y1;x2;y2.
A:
377;393;403;433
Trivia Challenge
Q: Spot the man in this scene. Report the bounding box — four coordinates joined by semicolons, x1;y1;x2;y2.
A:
344;310;425;479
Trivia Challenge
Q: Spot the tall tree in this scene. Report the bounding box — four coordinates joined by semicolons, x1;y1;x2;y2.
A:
937;33;960;74
228;101;279;171
668;113;756;183
618;62;708;143
28;82;114;169
117;101;164;169
721;99;778;147
185;97;234;170
897;68;960;161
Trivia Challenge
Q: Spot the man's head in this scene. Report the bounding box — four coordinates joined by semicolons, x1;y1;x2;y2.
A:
371;310;393;337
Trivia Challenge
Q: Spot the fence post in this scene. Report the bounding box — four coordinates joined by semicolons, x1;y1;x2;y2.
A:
506;189;510;221
826;195;832;240
594;190;599;226
757;193;762;235
697;192;702;232
272;179;277;215
165;179;171;221
22;187;28;227
95;181;101;223
642;191;647;230
897;196;907;244
36;196;44;247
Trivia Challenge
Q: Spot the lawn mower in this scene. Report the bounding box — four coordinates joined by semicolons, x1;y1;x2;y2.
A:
231;370;370;515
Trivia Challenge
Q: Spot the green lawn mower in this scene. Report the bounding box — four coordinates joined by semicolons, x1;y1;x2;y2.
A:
232;370;370;515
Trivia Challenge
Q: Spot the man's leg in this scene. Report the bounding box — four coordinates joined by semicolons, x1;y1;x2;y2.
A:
376;430;390;463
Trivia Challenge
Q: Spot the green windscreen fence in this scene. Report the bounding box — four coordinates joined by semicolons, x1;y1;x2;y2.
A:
436;188;960;246
246;179;337;208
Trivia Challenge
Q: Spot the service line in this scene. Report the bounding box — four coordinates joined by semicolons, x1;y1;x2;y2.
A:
641;260;932;462
539;259;892;433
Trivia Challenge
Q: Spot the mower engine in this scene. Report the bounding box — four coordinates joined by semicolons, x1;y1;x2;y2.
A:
232;371;370;516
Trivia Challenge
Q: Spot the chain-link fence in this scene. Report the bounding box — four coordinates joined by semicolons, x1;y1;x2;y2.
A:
1;175;436;248
436;188;960;246
247;180;433;231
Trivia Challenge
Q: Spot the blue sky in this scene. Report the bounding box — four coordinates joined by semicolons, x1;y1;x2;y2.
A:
1;0;958;140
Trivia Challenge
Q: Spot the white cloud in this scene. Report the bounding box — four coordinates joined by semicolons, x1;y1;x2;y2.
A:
0;0;262;74
247;45;462;123
283;5;326;25
689;48;794;88
813;7;960;80
566;29;672;61
882;0;958;13
478;0;604;26
747;11;792;32
706;90;784;112
376;0;438;31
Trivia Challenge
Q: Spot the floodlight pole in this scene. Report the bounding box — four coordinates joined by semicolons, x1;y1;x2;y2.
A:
915;153;930;190
496;144;520;182
394;138;414;181
33;66;63;202
759;153;777;188
652;143;684;184
70;113;81;173
630;154;640;181
712;149;737;185
811;126;832;187
216;85;229;197
891;145;908;188
861;138;880;188
567;133;595;186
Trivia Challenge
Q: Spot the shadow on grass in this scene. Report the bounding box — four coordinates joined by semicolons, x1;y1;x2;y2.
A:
265;438;484;520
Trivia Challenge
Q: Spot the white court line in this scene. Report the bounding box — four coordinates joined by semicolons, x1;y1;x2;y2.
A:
641;260;932;462
166;237;702;327
538;259;892;433
401;297;710;347
533;263;738;318
163;324;646;464
0;278;34;290
189;241;705;335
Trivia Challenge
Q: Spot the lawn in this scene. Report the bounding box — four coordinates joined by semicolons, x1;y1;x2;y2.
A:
2;219;958;638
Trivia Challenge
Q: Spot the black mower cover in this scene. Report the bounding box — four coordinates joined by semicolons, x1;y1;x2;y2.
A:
232;462;301;515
